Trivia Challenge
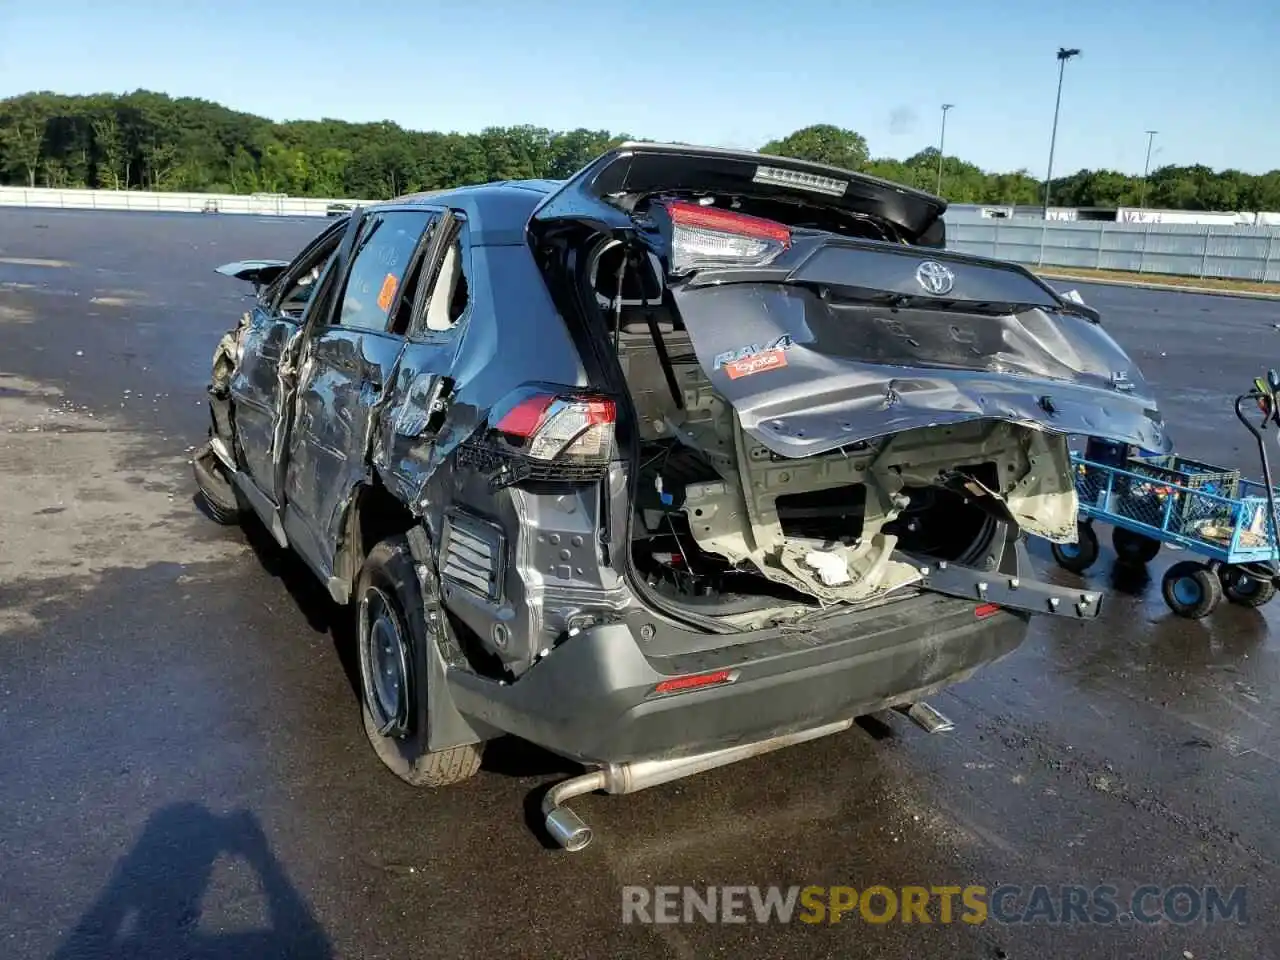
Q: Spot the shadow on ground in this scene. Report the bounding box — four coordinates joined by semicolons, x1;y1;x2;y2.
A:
51;803;332;960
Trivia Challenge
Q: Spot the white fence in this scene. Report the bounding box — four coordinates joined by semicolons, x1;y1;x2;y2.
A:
948;204;1280;226
946;215;1280;284
0;186;364;217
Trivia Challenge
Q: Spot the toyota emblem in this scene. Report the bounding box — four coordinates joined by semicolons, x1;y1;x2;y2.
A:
915;260;956;295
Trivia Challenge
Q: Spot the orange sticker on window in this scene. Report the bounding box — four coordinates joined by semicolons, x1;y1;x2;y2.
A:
723;348;788;379
376;272;399;313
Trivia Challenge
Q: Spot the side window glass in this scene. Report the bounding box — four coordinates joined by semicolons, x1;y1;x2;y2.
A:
333;210;433;333
422;227;470;334
273;229;345;320
389;218;441;336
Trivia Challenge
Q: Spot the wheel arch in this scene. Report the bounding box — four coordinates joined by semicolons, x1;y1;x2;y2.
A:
333;476;422;601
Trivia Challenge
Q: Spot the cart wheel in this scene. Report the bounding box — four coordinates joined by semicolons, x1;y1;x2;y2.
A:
1052;522;1099;574
1162;561;1223;619
1219;565;1278;608
1112;527;1161;565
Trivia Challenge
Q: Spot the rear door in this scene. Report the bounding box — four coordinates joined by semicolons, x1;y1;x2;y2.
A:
228;217;354;502
375;210;471;503
281;207;440;580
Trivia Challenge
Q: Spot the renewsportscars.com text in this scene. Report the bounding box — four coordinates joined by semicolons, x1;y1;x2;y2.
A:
621;884;1248;926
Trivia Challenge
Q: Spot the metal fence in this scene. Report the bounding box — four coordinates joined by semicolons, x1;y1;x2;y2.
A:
946;216;1280;283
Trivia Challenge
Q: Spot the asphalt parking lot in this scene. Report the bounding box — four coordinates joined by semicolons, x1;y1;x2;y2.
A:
1;208;1278;960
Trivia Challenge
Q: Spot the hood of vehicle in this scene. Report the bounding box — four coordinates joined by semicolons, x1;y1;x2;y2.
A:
667;247;1169;460
529;142;947;244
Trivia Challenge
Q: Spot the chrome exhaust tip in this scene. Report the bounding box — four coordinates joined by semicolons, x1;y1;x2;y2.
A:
899;701;955;734
541;769;606;853
545;806;593;852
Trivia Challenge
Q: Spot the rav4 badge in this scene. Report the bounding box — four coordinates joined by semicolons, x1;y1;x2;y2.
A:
713;336;794;380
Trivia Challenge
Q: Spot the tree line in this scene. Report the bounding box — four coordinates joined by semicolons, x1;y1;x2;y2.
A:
2;91;1278;212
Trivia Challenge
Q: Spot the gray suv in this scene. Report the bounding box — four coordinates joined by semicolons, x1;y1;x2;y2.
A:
195;143;1166;850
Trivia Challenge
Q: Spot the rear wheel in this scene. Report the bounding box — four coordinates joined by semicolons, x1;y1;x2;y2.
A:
192;440;242;525
1052;521;1098;574
1161;561;1222;619
1219;565;1277;608
1112;526;1162;565
356;536;484;787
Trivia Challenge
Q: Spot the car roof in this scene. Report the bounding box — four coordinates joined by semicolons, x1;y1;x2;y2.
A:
371;179;565;246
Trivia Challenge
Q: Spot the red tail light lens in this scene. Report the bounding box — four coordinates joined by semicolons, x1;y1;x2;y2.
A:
667;201;792;244
495;394;557;438
974;603;1001;619
494;391;616;463
665;200;791;274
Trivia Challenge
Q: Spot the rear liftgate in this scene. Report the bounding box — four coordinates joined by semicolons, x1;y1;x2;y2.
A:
527;144;1164;850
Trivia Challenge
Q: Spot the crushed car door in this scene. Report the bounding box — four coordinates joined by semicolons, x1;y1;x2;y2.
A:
281;208;440;587
224;215;358;510
373;210;472;508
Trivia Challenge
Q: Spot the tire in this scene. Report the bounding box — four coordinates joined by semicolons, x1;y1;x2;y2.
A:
1052;521;1099;574
1161;561;1223;619
356;535;484;787
1112;526;1161;566
1219;565;1278;608
192;440;242;525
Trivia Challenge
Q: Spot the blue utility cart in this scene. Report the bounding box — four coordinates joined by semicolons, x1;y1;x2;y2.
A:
1050;378;1280;619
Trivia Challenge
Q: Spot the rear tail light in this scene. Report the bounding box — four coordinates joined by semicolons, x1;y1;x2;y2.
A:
664;200;791;274
974;603;1001;619
494;391;616;463
651;668;736;696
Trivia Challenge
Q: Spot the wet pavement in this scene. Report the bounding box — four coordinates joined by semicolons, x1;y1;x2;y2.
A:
1;208;1278;959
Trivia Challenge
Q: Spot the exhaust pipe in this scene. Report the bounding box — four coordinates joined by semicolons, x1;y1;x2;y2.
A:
897;701;955;734
541;719;853;851
543;771;606;852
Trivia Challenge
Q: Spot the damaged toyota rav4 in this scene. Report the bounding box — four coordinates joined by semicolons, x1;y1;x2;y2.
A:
195;143;1167;850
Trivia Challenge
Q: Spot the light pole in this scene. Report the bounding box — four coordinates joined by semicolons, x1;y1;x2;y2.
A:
1043;46;1081;218
1139;129;1158;208
936;103;954;195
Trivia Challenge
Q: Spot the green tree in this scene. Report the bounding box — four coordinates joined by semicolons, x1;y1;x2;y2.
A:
90;109;126;190
0;90;1275;215
762;124;869;171
0;97;49;187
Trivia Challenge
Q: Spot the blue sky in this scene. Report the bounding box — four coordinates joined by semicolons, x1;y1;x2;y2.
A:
1;0;1276;175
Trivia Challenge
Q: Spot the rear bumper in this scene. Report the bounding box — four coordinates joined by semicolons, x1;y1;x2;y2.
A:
446;592;1028;764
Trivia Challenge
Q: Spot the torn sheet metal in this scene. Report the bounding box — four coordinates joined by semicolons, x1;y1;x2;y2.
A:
669;281;1168;460
671;393;1080;602
214;259;289;290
